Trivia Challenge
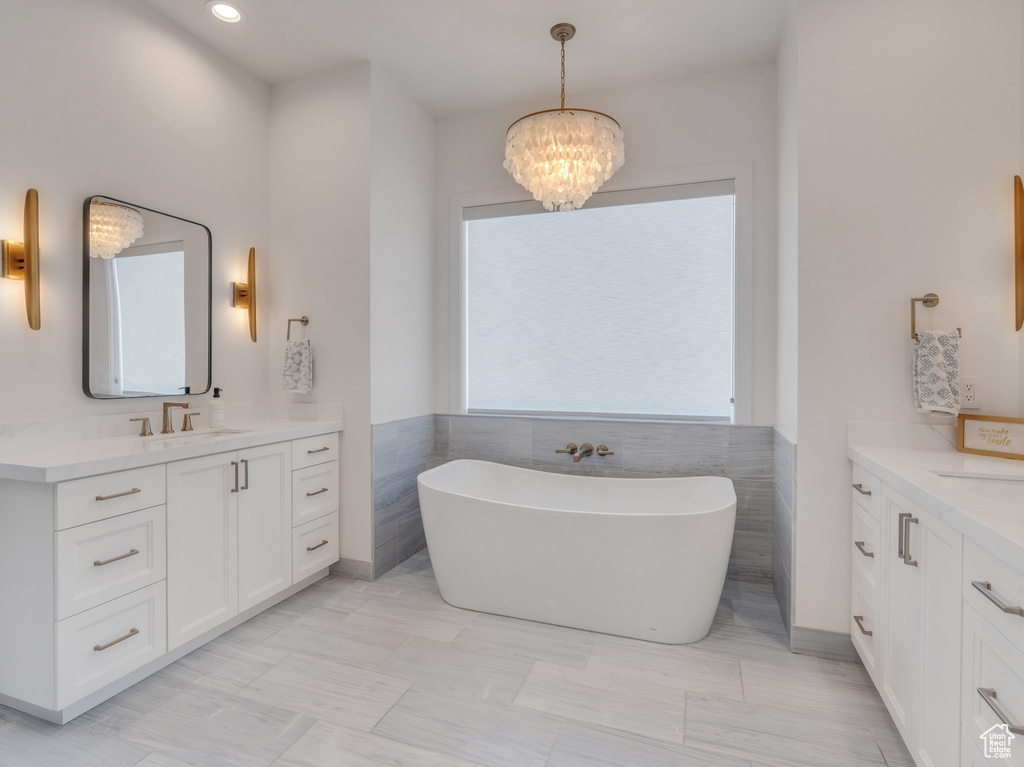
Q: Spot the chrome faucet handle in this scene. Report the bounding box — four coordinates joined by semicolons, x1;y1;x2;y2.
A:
181;412;199;432
129;417;153;437
554;443;578;455
596;445;615;456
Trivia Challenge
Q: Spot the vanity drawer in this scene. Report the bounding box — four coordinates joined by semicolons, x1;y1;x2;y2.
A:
851;577;881;684
292;513;339;582
55;581;166;709
852;501;882;597
964;537;1024;654
56;465;166;530
850;464;881;521
292;433;339;471
292;461;339;527
54;506;167;620
961;604;1024;765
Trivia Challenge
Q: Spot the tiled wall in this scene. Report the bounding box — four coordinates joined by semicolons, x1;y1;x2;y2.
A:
773;429;795;636
371;415;436;579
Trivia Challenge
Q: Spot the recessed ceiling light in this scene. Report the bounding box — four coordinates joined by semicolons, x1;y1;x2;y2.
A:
206;1;243;23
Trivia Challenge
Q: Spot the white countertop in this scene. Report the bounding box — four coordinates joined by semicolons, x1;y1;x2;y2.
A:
848;441;1024;566
0;418;344;484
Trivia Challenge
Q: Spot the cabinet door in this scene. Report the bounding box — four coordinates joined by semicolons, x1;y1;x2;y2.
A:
166;452;239;651
237;442;292;612
881;486;921;742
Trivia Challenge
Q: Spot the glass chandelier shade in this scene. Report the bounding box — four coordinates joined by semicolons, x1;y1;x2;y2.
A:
89;202;144;259
504;23;624;212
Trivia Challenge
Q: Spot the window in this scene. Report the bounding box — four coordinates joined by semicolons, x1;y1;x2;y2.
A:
463;179;738;420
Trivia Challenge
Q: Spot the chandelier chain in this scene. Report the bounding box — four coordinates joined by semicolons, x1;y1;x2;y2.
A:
560;38;565;111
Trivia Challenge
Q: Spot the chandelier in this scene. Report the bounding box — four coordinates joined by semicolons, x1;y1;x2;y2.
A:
504;23;624;212
89;201;144;259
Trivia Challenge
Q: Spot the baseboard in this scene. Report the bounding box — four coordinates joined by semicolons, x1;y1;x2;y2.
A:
790;625;860;663
332;557;372;581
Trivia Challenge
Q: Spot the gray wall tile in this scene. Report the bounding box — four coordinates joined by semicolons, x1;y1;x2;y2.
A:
434;415;450;460
728;426;774;479
397;415;435;467
449;415;533;463
372;422;399;477
727;530;773;583
773;486;793;577
373;459;428;512
733;478;773;534
790;626;859;664
773;429;795;511
622;422;729;475
772;542;792;637
530;419;624;470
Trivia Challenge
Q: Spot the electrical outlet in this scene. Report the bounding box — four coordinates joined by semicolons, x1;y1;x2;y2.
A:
962;377;982;409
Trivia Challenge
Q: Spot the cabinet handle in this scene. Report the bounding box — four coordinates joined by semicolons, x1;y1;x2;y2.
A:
95;488;141;502
93;627;139;652
852;483;872;496
978;688;1024;735
854;541;874;558
853;615;873;637
903;516;919;567
972;581;1024;618
307;446;330;454
306;487;329;497
241;459;249;491
93;549;139;567
897;512;910;560
306;539;329;552
230;461;239;493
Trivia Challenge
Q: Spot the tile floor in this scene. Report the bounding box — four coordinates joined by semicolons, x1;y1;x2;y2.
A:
0;551;913;767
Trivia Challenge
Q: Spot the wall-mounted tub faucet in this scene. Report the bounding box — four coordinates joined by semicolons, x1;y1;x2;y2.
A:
555;443;577;456
574;443;594;463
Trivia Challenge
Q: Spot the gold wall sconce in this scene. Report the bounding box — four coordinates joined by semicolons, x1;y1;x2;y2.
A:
1015;175;1023;331
1;189;41;330
231;247;257;342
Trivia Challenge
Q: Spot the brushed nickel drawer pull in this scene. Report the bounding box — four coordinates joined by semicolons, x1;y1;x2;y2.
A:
903;516;919;567
241;458;249;491
853;615;873;637
307;446;330;454
94;549;139;567
978;688;1024;735
855;541;875;558
95;488;142;502
306;487;329;497
852;483;872;496
93;627;139;652
231;461;239;493
898;512;910;560
973;581;1024;617
306;539;329;552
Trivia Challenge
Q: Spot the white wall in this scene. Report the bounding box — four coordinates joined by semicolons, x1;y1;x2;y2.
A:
267;64;374;562
370;65;435;425
792;0;1021;633
776;4;799;443
0;0;270;424
433;63;780;425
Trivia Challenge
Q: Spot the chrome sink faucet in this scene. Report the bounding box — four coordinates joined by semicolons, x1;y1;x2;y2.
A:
161;402;189;434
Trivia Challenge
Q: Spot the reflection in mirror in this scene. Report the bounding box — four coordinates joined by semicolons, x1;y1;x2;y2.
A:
84;196;211;398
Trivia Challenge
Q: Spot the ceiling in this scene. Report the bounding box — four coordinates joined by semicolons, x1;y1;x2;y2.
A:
140;0;791;117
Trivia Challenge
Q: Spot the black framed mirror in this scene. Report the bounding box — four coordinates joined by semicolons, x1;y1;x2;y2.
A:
82;196;212;398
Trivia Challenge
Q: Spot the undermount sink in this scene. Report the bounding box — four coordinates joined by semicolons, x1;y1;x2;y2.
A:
147;429;251;445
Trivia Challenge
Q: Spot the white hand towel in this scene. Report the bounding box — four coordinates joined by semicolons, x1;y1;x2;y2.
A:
282;339;313;394
913;330;960;417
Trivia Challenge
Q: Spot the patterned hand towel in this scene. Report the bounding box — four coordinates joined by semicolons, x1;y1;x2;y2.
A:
282;339;313;394
913;330;960;417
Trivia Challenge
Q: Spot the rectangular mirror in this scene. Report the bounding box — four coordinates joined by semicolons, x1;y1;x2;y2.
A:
83;196;211;398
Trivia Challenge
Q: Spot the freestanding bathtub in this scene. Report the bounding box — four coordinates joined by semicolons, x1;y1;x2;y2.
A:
417;459;737;644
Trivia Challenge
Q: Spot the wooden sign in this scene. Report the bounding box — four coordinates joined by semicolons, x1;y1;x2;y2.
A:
958;414;1024;461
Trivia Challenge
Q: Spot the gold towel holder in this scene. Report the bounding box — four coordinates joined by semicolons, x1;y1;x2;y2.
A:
287;316;309;341
910;294;961;340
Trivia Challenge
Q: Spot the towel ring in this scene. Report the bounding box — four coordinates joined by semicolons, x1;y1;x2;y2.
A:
910;294;961;340
287;316;309;341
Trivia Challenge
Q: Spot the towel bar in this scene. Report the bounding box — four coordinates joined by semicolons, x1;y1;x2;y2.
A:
910;294;961;340
287;316;309;341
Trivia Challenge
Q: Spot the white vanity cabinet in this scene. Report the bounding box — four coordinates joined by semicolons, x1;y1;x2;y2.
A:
0;425;341;724
167;442;292;649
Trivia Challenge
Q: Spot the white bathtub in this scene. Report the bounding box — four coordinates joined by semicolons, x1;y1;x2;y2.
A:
417;459;737;644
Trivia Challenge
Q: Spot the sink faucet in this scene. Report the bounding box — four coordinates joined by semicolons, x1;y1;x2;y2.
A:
573;443;594;463
161;402;189;434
